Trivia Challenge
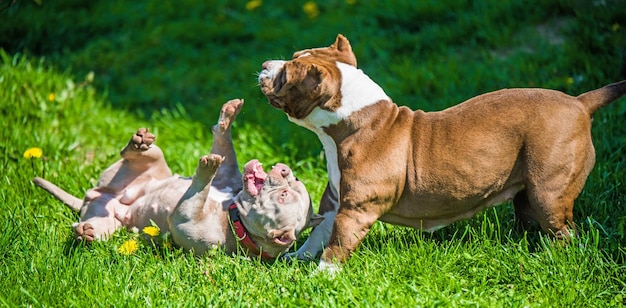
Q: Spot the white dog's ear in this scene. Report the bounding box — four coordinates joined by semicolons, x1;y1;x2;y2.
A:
306;213;325;228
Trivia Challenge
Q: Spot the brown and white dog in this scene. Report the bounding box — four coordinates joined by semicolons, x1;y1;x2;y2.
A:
258;34;626;272
34;99;323;258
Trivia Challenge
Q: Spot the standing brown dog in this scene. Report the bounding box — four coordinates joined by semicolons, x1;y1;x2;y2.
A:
258;34;626;272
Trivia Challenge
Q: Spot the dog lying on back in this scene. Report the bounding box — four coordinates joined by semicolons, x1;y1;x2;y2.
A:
34;99;323;258
258;34;626;271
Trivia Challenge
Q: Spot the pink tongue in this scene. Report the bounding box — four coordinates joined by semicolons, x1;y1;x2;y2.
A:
246;162;266;196
246;174;262;196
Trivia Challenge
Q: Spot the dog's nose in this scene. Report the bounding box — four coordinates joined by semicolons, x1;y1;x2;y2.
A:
273;163;291;178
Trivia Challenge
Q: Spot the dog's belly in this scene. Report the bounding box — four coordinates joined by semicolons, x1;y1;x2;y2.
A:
128;177;190;230
379;183;524;231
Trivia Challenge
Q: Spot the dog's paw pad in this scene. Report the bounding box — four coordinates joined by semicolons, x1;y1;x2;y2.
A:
215;99;244;133
199;154;225;170
130;128;156;151
195;154;224;183
75;222;96;243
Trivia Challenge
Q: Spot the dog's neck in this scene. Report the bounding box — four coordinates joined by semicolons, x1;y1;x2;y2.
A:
289;62;391;196
228;203;274;259
289;62;389;130
288;62;391;199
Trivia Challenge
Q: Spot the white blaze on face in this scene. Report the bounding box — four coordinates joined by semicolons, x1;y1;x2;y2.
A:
258;60;286;82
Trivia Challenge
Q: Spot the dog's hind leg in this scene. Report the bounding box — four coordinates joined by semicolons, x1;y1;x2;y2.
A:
525;187;578;239
512;190;539;232
209;99;244;191
73;218;120;242
119;128;161;161
524;148;595;239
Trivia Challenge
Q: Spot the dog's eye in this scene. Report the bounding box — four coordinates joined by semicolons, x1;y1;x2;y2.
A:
278;190;288;203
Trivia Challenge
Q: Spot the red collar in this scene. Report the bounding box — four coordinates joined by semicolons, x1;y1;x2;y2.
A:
228;204;274;259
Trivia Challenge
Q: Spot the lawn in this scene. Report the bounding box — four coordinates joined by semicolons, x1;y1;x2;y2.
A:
1;0;625;306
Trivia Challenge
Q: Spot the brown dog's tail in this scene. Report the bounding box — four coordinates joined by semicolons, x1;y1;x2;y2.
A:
33;177;83;212
577;80;626;115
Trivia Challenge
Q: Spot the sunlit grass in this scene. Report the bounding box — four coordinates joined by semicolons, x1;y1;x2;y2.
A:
1;0;625;306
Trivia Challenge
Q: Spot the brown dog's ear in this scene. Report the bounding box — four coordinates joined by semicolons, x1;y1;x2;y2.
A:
333;34;350;52
303;64;323;89
332;34;357;67
306;213;325;229
283;62;322;90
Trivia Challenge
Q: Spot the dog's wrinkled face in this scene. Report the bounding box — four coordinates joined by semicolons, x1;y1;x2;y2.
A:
258;34;357;120
237;160;321;249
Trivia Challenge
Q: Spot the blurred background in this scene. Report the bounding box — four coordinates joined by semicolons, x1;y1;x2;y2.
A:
2;0;625;160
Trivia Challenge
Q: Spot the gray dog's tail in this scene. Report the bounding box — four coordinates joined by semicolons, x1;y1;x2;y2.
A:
33;177;83;212
578;80;626;115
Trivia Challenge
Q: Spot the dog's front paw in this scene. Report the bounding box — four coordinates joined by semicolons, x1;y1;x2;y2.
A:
312;260;342;277
74;222;96;243
195;154;224;183
199;154;224;171
214;99;244;134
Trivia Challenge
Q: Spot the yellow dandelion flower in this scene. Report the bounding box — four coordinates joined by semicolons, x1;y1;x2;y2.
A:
303;1;319;19
142;226;160;237
118;239;139;255
47;93;55;101
246;0;262;11
23;147;43;159
612;23;619;32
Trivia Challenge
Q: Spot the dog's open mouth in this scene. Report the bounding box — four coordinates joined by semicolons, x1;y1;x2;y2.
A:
269;231;295;246
272;235;294;246
244;159;267;197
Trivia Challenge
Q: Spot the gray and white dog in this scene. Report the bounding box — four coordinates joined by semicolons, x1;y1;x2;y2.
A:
34;99;323;258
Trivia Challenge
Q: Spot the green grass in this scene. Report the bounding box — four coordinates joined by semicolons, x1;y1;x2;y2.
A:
1;0;626;306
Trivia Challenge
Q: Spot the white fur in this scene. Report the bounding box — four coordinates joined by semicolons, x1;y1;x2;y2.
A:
289;62;389;129
314;259;342;276
258;60;285;81
334;62;390;120
288;61;389;197
208;186;233;201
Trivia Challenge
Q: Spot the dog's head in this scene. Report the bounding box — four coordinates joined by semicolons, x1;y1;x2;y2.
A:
258;34;358;121
236;159;323;257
